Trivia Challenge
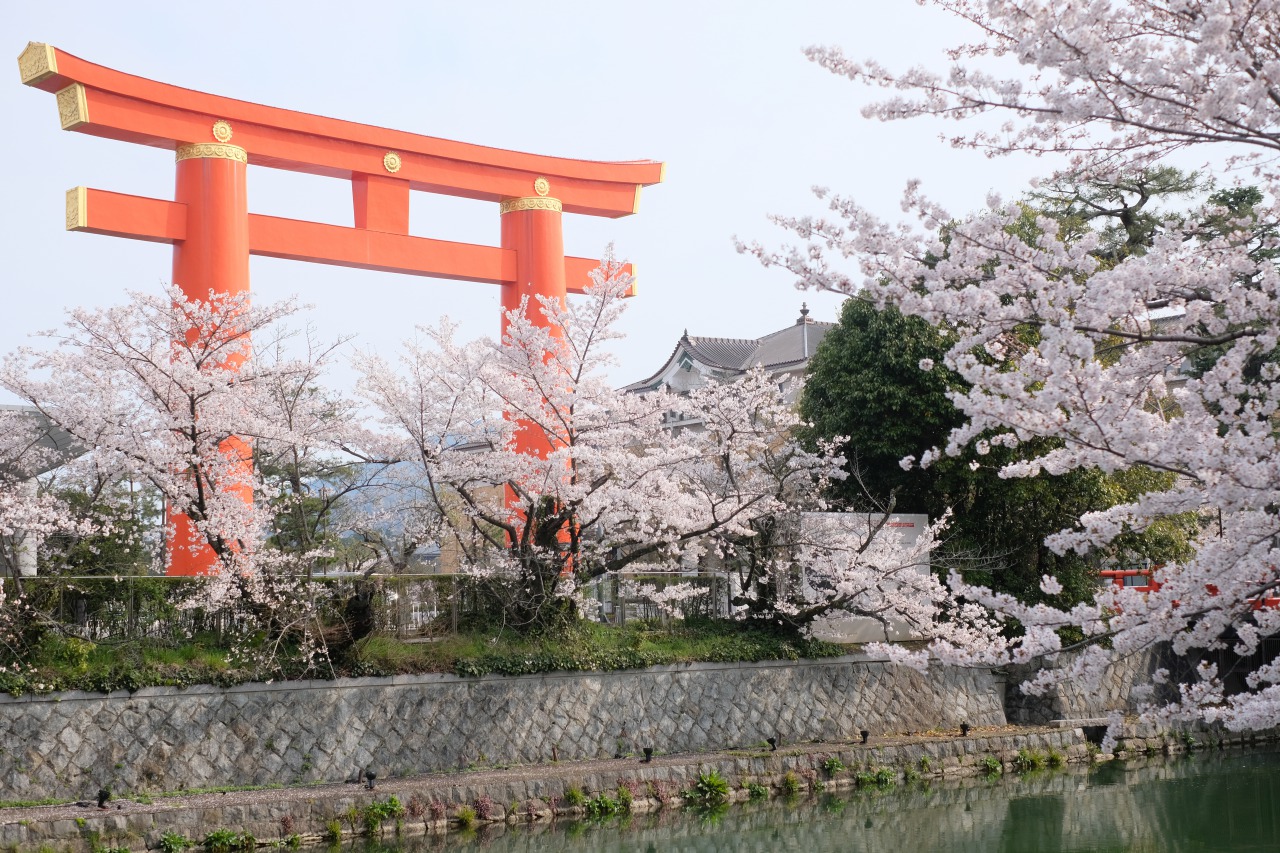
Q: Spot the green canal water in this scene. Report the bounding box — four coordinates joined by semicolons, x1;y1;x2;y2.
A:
360;748;1280;852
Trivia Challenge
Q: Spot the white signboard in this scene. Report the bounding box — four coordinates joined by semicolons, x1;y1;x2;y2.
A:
800;512;931;644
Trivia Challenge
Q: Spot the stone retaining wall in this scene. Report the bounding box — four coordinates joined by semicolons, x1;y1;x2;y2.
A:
0;656;1005;802
1003;644;1190;725
0;728;1083;852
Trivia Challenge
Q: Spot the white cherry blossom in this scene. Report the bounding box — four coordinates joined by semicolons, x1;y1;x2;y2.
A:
744;0;1280;728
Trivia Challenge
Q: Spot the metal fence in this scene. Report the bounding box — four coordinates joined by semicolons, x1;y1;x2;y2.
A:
0;569;742;646
582;571;733;625
0;573;476;645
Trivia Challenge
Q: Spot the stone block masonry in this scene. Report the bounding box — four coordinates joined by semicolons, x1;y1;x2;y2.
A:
0;727;1086;852
0;655;1005;802
1003;644;1194;726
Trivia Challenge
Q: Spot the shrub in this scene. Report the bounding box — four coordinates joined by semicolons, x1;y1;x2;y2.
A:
873;766;896;787
646;780;672;802
682;770;730;809
323;820;341;842
780;771;802;796
979;755;1002;777
918;755;932;773
1012;748;1046;773
405;795;425;820
203;829;253;853
158;832;191;853
746;781;769;800
820;755;845;776
473;794;493;821
615;783;634;812
455;805;477;829
585;793;621;818
562;786;586;807
360;797;405;836
1046;748;1065;768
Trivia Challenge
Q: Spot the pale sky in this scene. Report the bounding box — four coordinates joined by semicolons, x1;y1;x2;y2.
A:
2;1;1056;398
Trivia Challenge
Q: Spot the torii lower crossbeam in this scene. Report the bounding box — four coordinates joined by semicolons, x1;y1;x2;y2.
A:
63;187;632;291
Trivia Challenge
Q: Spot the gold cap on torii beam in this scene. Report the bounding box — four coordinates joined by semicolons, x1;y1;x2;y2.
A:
18;42;58;85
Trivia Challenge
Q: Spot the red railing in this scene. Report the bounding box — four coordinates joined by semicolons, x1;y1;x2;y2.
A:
1100;568;1160;593
1100;568;1279;609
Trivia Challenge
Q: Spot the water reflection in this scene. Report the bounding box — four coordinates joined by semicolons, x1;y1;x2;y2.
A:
361;748;1280;853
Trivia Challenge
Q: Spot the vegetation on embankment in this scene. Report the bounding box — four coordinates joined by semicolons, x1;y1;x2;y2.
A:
0;619;846;697
352;619;846;678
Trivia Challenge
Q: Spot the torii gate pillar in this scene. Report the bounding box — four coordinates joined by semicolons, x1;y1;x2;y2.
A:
169;143;251;575
500;192;566;331
501;191;566;459
173;143;249;307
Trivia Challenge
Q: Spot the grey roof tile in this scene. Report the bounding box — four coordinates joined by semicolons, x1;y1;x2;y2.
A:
623;308;834;391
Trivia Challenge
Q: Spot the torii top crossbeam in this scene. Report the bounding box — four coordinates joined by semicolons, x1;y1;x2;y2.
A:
18;41;662;291
19;42;664;575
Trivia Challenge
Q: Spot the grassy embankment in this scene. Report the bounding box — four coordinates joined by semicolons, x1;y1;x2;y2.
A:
0;620;847;696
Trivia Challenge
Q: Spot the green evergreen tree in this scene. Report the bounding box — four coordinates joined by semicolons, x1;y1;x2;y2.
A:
799;170;1213;608
799;299;1129;608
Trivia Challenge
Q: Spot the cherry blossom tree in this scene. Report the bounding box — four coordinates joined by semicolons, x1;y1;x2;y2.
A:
0;411;162;667
351;261;771;631
251;328;395;577
0;288;352;674
0;410;80;585
0;288;316;572
744;0;1280;729
353;259;979;637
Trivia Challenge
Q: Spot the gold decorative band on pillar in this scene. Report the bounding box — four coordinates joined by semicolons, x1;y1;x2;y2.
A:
65;186;87;231
56;83;89;130
175;142;248;163
499;196;563;215
17;42;58;85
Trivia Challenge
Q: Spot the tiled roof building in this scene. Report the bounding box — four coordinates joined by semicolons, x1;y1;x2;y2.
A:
623;304;834;396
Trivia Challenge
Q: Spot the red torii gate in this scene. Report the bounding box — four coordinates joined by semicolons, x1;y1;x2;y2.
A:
18;42;664;575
